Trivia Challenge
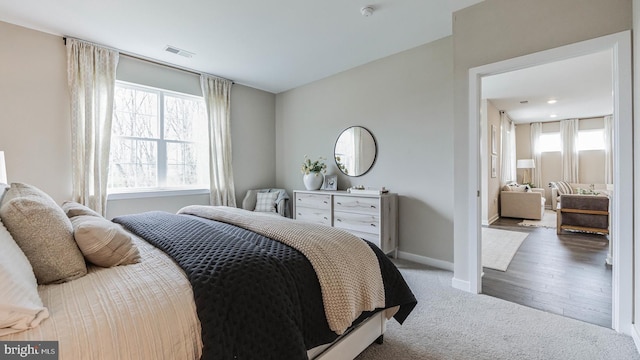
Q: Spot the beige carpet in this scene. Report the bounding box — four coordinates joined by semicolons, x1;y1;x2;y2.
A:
481;228;528;271
518;209;557;228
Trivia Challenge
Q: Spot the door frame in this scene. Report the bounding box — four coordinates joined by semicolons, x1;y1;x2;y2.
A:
466;31;632;333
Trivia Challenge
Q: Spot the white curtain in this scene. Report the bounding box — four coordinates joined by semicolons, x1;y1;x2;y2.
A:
604;115;614;184
200;75;236;207
530;122;542;188
500;112;516;185
66;39;119;216
560;118;579;183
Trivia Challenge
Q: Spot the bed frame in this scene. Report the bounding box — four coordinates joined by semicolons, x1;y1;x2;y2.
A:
310;312;387;360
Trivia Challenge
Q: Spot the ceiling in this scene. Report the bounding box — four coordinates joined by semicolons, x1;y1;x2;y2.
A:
482;50;613;124
0;0;483;94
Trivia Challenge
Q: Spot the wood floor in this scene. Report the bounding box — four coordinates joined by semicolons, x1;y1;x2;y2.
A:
482;215;612;328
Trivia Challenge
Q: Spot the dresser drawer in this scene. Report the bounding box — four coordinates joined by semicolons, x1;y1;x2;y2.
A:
333;196;379;215
295;193;331;210
295;207;331;226
343;229;380;248
334;210;380;234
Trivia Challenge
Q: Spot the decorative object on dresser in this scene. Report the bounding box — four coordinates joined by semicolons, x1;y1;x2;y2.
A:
334;126;377;177
293;190;398;257
321;174;338;191
301;155;327;190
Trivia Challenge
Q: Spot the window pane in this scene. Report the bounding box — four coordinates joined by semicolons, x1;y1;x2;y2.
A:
539;133;561;152
578;129;605;151
166;142;207;187
108;138;158;189
113;86;159;138
164;95;207;141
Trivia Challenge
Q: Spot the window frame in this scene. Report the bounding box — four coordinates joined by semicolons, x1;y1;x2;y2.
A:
108;81;209;196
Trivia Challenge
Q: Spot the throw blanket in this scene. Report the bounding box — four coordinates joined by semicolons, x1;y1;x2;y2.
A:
179;205;385;334
114;210;416;360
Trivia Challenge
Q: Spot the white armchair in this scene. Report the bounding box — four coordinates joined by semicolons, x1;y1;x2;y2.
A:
241;188;291;217
500;188;546;220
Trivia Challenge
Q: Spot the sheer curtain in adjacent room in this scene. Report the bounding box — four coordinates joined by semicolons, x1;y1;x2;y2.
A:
560;119;579;183
500;112;516;185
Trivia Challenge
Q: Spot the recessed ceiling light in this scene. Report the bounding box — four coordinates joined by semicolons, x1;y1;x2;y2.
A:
547;99;557;104
550;114;557;118
361;6;374;17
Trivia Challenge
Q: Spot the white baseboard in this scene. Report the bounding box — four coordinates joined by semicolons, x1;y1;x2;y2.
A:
397;251;454;271
488;213;499;224
631;324;640;355
451;277;470;292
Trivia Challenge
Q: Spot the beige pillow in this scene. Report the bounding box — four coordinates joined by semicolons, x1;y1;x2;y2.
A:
0;183;87;284
62;201;101;218
0;218;49;336
71;215;141;267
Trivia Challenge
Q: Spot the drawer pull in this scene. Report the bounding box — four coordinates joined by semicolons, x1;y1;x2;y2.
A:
324;200;328;204
336;202;342;205
337;219;342;222
370;224;377;227
324;217;328;220
370;205;376;208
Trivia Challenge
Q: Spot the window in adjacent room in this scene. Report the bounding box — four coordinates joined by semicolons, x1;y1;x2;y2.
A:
577;129;605;151
108;81;209;193
538;132;561;152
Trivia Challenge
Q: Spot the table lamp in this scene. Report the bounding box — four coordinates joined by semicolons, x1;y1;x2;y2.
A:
516;158;535;185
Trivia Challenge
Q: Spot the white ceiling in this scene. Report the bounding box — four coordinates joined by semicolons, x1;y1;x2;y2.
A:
482;50;613;124
0;0;483;93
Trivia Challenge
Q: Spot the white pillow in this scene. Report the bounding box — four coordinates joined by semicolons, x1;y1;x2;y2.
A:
254;192;278;213
0;218;49;336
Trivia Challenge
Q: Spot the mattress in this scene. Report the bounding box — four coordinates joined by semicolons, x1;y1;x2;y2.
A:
1;235;203;360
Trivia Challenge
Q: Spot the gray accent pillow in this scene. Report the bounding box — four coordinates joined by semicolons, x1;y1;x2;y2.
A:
0;183;87;284
71;215;141;267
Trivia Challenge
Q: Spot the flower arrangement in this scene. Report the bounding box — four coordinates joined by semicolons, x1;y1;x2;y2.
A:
301;155;327;176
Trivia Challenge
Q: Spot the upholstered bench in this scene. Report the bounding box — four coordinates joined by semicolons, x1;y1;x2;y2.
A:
557;194;609;235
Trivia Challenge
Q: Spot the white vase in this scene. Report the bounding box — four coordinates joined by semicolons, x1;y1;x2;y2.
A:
303;172;324;190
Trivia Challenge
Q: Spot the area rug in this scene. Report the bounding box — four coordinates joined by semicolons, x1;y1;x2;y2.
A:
518;209;557;228
481;228;528;271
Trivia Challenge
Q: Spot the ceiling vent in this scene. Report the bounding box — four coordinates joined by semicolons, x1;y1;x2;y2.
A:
164;45;194;58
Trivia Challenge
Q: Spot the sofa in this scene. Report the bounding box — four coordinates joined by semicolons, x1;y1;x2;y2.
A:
550;182;612;210
500;185;546;220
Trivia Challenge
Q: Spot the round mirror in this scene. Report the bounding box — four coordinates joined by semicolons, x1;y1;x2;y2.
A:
334;126;377;177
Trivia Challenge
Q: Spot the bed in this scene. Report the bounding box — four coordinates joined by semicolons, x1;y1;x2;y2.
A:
0;182;416;359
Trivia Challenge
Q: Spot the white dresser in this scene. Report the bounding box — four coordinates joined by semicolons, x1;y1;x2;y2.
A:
293;190;398;257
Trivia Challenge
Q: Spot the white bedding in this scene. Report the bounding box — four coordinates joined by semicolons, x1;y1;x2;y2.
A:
1;235;202;360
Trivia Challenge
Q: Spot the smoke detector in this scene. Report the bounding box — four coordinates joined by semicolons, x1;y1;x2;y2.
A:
361;6;374;17
164;45;194;58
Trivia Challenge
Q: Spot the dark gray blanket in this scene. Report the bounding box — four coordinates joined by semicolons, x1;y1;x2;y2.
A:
113;211;416;360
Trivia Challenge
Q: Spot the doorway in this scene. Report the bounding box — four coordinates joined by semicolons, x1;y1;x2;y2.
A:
478;51;614;327
466;31;632;333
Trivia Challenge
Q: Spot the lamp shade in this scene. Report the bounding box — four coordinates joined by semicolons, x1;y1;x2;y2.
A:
0;151;6;184
516;159;535;169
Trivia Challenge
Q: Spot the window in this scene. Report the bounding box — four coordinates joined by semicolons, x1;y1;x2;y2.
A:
577;129;605;151
539;133;561;152
108;82;209;192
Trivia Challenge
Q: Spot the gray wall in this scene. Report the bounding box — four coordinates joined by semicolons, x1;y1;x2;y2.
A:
0;21;276;218
276;37;454;266
452;0;632;285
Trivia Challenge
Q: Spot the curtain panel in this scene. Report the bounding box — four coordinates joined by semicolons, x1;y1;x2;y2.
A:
530;122;542;188
560;119;579;183
200;75;237;207
499;112;516;185
66;39;119;216
604;115;614;184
